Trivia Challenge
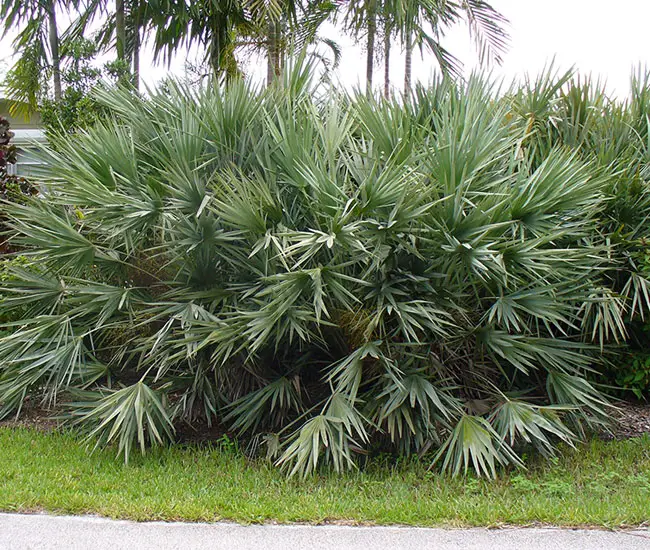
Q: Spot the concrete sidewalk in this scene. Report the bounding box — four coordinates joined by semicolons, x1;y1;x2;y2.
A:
1;513;649;550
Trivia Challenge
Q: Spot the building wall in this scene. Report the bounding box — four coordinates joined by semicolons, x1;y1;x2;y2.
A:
1;99;47;177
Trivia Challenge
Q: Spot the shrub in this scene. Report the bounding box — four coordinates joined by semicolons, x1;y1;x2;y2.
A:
1;116;37;254
603;319;650;400
609;351;650;399
512;67;650;401
39;38;112;140
0;67;645;476
0;118;35;341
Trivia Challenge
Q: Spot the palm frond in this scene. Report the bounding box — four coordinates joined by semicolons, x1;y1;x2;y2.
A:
64;382;175;462
433;414;522;478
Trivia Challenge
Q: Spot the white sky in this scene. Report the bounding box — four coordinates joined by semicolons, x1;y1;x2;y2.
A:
2;0;649;97
352;0;650;97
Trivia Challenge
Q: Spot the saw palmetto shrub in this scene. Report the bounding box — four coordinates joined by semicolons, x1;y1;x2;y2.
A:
1;68;645;476
511;67;650;401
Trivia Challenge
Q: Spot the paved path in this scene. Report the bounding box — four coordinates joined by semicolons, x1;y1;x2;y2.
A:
1;513;649;550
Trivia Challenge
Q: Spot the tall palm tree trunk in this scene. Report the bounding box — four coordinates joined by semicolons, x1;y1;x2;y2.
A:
404;33;413;94
133;28;140;90
131;0;141;90
383;24;390;98
267;18;281;85
116;0;126;79
208;22;225;77
366;3;376;95
46;0;61;101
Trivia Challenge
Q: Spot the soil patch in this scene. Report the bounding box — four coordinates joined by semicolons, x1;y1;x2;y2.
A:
0;406;59;431
603;401;650;440
3;399;650;442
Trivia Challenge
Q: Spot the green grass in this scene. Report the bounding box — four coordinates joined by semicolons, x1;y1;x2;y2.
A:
1;427;649;527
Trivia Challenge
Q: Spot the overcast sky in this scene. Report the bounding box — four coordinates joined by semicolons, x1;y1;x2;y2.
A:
1;0;649;97
351;0;650;97
448;0;649;96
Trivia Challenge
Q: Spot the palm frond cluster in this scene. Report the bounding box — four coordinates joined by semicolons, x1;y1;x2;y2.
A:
2;66;650;476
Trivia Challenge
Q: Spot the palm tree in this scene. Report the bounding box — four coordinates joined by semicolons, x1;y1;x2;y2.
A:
403;19;412;91
399;0;447;92
366;0;377;94
147;0;339;82
116;0;126;65
129;0;145;88
394;0;509;93
69;0;182;88
240;0;297;84
382;16;391;97
1;0;67;109
344;0;507;95
49;0;141;89
342;0;379;94
67;0;335;87
240;0;339;85
72;0;250;82
116;0;145;88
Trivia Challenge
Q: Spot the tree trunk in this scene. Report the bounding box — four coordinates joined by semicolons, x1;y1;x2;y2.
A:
208;27;222;77
383;24;390;98
266;21;274;85
366;2;376;95
266;19;275;85
267;18;281;85
46;1;61;101
116;0;126;69
131;0;141;90
132;28;140;90
404;33;413;94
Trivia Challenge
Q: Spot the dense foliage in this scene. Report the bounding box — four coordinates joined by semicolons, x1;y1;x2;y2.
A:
1;116;36;252
39;39;113;140
2;67;650;476
0;117;16;168
0;116;17;259
2;0;508;110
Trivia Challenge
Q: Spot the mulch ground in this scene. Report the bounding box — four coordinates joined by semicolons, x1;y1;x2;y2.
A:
0;399;59;431
2;398;650;441
604;401;650;440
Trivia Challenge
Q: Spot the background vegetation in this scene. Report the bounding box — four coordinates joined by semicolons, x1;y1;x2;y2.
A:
0;0;508;112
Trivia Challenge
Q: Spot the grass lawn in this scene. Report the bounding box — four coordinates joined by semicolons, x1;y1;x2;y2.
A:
1;427;649;528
